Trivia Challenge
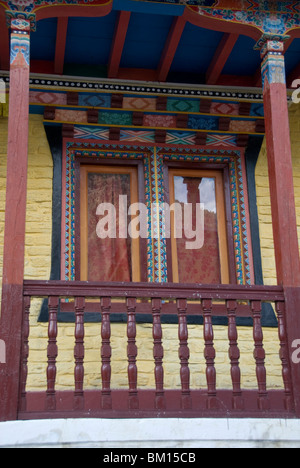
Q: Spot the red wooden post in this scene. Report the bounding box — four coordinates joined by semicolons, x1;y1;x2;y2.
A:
19;296;31;413
202;299;219;410
226;300;244;411
127;297;139;410
258;35;300;417
46;296;59;411
0;17;31;422
152;298;166;410
101;297;112;410
259;36;300;287
276;301;294;412
251;300;269;411
74;297;85;411
177;299;192;410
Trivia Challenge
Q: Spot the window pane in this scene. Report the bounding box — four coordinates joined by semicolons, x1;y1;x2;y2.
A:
174;175;221;284
87;173;132;282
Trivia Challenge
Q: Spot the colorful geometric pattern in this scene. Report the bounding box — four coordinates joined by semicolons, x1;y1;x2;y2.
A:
123;97;156;111
74;126;241;148
206;134;237;147
210;102;239;116
167;99;200;113
63;140;253;286
29;91;67;105
78;93;111;108
74;127;109;140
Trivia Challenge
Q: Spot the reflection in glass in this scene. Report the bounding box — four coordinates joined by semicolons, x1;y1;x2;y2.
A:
174;176;221;284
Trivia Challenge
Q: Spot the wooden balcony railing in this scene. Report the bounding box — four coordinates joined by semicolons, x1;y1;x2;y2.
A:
18;280;296;419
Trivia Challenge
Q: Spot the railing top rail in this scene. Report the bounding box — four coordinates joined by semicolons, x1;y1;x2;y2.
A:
23;280;285;302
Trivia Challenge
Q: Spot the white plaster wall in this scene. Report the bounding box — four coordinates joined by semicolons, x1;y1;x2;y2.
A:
0;418;299;448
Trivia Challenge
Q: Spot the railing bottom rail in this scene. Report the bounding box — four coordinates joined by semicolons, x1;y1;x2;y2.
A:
18;389;295;420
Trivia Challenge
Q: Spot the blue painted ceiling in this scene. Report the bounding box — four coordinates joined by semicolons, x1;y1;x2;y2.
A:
28;4;300;86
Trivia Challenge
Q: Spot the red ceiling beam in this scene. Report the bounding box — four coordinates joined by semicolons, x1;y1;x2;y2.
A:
206;33;239;85
157;16;186;82
108;11;131;79
0;9;10;71
54;17;69;75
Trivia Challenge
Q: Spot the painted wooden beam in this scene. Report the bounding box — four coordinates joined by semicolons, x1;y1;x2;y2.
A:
54;17;68;75
157;16;186;83
108;11;131;79
206;33;239;85
0;10;10;70
0;20;30;422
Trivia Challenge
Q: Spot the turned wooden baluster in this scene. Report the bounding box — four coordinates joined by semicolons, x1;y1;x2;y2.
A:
177;299;192;410
74;297;85;411
251;300;270;411
101;297;112;410
19;296;31;412
152;298;166;410
276;301;294;412
202;299;218;409
46;296;59;411
226;300;244;410
127;297;139;410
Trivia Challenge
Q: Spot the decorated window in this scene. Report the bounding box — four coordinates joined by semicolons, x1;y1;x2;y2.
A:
62;141;254;286
79;165;140;282
167;168;230;284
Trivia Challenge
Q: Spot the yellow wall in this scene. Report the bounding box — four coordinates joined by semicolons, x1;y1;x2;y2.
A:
0;112;287;392
255;103;300;285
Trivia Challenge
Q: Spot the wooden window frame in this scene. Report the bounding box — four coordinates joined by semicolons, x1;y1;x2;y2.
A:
163;161;237;285
74;157;148;283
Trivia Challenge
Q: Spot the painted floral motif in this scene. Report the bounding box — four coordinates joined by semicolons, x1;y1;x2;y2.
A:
229;120;256;133
10;33;30;68
10;0;33;7
143;114;177;128
55;109;88;123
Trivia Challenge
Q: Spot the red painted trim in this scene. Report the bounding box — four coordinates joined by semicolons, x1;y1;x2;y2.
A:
206;33;239;85
117;67;158;81
35;2;113;21
157;16;186;82
216;74;255;87
108;11;131;79
0;9;9;71
54;17;69;75
31;60;55;75
20;388;291;418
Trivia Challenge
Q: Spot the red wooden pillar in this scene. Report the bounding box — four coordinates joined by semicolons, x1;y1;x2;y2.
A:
259;36;300;416
0;17;31;421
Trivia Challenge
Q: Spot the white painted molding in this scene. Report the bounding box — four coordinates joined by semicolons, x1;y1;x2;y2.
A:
0;418;299;448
